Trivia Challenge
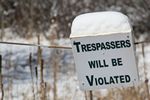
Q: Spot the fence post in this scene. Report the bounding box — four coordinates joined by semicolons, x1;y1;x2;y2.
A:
142;43;150;100
29;53;36;100
89;91;93;100
0;55;4;100
53;50;58;100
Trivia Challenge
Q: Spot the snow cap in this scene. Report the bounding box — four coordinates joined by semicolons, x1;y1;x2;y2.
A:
70;11;132;38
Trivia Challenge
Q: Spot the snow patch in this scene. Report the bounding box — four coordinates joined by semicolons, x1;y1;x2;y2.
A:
70;11;132;38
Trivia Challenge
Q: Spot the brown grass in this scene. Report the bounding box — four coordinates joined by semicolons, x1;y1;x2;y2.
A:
0;37;150;100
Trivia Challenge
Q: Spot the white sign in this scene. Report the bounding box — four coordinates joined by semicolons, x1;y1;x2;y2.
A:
70;11;139;90
71;33;139;90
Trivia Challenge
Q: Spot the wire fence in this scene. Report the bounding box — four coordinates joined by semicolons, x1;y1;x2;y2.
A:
0;39;150;100
0;40;150;49
0;41;72;49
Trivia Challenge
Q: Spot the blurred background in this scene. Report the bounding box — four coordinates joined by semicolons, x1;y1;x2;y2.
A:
0;0;150;39
0;0;150;100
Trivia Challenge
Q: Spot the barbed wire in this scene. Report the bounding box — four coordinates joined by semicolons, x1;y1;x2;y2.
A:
0;40;149;49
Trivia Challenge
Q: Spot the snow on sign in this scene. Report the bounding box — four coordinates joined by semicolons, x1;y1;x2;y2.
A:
70;11;139;90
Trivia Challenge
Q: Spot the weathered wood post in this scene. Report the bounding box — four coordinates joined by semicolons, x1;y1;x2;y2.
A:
0;55;4;100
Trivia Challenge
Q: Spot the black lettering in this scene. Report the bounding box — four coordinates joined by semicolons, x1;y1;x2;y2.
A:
103;60;109;67
120;75;125;83
104;77;109;85
120;40;126;48
126;40;131;47
95;78;98;85
91;43;96;51
118;58;123;66
115;41;121;48
125;75;131;82
96;60;99;68
105;42;111;49
111;58;123;66
81;44;87;52
73;39;131;53
87;44;91;51
101;42;106;50
86;75;94;86
73;41;81;53
113;76;119;83
98;77;104;85
98;60;104;67
96;43;101;50
88;61;96;69
111;59;117;66
110;41;115;49
109;76;115;84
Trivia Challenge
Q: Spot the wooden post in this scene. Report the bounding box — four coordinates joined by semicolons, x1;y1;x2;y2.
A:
0;55;4;100
35;66;39;99
29;53;36;100
89;91;93;100
84;91;88;100
0;13;4;41
51;49;59;100
53;55;58;100
142;44;150;100
40;59;46;100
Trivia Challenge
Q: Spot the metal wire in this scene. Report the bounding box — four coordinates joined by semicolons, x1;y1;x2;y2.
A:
134;41;150;45
0;40;149;49
0;41;72;49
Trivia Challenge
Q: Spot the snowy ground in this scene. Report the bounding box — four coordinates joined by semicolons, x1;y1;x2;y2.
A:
0;33;150;99
0;35;88;100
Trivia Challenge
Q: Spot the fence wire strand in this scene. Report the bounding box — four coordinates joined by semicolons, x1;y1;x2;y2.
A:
135;41;150;45
0;41;72;49
0;40;149;49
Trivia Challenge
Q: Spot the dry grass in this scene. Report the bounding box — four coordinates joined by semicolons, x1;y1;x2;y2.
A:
0;37;150;100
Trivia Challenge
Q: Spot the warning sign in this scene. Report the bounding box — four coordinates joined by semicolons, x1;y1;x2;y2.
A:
71;33;139;90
